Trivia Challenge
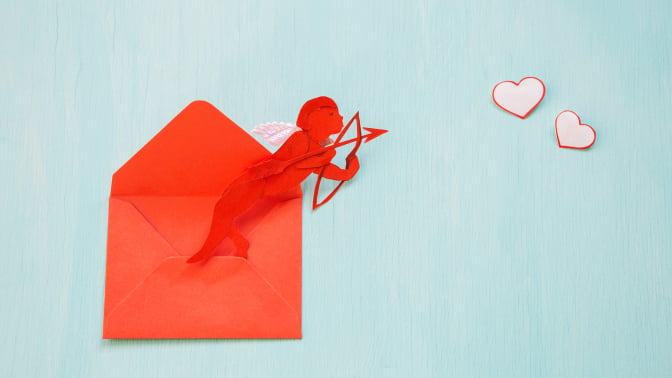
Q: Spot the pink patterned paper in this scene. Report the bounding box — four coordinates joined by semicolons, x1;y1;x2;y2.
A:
251;122;301;146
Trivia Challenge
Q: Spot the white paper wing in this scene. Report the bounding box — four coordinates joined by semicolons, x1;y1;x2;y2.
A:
251;122;301;146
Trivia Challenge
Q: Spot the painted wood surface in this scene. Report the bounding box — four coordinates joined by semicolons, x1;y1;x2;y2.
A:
1;0;671;377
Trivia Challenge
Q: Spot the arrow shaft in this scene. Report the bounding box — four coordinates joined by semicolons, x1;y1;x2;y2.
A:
285;134;365;165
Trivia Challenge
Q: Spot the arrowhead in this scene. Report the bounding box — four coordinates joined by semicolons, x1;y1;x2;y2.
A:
363;127;388;143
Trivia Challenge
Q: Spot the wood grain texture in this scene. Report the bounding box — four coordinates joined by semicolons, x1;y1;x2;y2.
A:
1;0;671;377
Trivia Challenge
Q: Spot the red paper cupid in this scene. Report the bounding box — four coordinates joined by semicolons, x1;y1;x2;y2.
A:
188;96;387;263
103;97;386;339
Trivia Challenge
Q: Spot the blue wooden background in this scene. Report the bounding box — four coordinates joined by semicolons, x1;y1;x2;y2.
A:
2;0;671;377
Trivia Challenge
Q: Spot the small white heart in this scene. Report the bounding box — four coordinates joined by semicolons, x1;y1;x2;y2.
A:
555;110;596;149
492;77;546;119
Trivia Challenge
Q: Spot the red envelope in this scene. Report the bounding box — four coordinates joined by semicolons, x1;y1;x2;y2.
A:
103;101;302;339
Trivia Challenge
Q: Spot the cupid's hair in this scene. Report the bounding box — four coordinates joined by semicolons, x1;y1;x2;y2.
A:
296;96;338;130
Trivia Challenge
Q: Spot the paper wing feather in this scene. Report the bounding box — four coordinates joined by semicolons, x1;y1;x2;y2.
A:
251;122;301;146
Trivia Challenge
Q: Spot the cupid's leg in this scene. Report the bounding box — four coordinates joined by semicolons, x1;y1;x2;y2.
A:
228;226;250;258
187;178;263;263
186;203;234;263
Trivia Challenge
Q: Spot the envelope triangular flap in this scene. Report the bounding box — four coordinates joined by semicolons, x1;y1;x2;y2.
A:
111;100;270;197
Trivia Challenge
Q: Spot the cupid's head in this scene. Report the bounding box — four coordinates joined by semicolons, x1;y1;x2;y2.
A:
296;96;343;142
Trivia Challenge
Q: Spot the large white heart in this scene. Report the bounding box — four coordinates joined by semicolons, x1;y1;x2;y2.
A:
492;77;545;119
555;110;596;149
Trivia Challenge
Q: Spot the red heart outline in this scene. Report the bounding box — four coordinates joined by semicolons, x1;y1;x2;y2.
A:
555;110;596;150
491;76;546;119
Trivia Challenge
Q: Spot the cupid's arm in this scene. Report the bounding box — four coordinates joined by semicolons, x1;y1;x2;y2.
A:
288;141;359;180
247;133;311;179
292;147;359;181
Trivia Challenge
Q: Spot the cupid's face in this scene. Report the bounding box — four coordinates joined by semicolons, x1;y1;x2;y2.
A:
305;107;343;142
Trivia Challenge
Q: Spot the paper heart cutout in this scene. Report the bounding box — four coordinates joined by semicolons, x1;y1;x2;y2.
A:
492;77;546;119
555;110;596;149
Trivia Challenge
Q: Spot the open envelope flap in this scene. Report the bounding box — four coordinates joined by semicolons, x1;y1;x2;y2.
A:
111;100;269;196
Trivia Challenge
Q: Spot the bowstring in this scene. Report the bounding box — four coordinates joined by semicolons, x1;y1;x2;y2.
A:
312;113;361;210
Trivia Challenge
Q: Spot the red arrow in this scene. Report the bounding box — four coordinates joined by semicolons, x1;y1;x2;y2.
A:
285;127;388;165
248;127;387;178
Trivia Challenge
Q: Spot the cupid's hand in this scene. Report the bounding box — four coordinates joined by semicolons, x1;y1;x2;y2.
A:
346;154;360;173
